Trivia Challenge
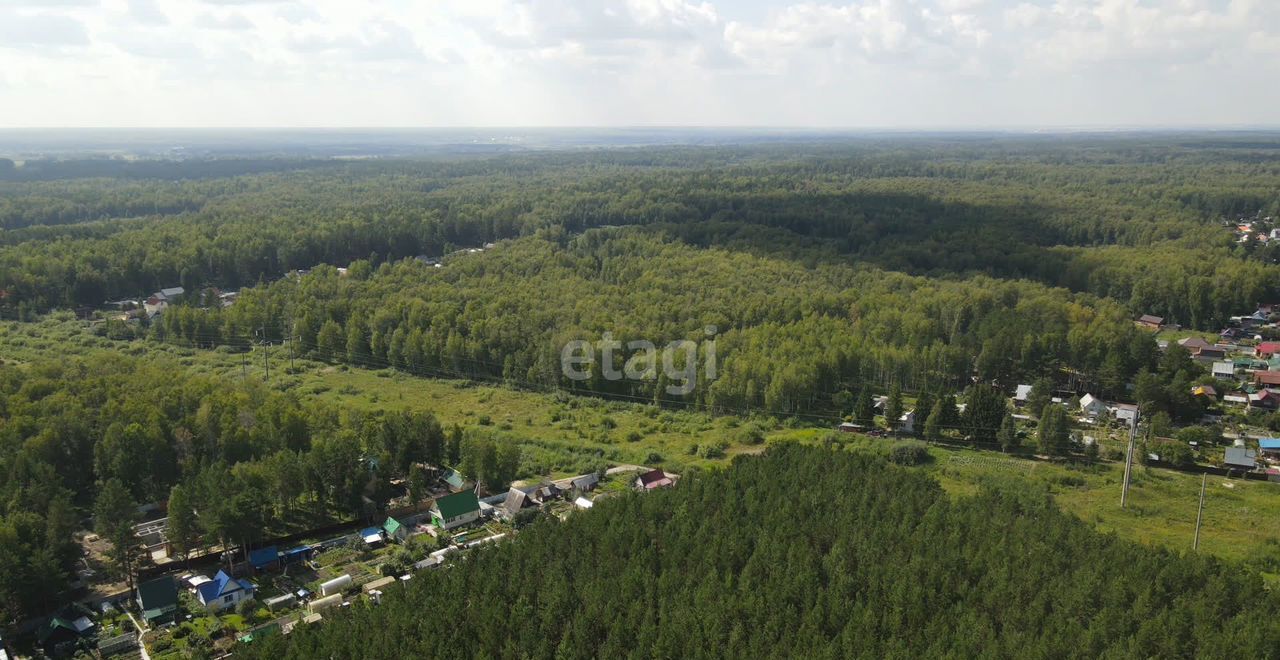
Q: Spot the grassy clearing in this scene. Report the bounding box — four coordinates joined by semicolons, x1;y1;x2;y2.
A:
769;431;1280;569
4;316;1280;568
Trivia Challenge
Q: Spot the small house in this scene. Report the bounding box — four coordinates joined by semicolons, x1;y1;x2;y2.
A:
1254;371;1280;388
500;487;535;519
1191;384;1218;400
898;410;916;434
1014;384;1032;405
38;618;82;656
431;491;481;530
1260;438;1280;457
1224;447;1258;470
1136;314;1163;330
1079;394;1107;418
1178;337;1213;353
137;575;179;624
634;469;674;491
157;286;185;301
1212;361;1236;380
1112;404;1138;426
1249;390;1280;410
1258;342;1280;359
531;483;563;504
1196;345;1227;360
143;296;167;318
383;516;408;543
571;473;599;492
196;570;255;612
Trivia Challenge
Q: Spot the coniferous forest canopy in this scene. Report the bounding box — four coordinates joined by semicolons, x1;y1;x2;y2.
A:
243;445;1280;659
3;134;1280;650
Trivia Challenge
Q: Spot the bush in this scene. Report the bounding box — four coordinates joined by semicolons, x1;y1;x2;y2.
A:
888;441;931;466
1151;440;1196;467
235;598;258;617
696;441;729;459
625;430;643;443
736;423;767;445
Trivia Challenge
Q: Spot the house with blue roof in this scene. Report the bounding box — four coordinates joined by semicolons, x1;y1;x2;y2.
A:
1260;438;1280;458
196;570;256;612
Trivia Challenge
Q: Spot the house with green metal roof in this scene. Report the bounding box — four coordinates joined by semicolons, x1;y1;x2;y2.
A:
431;491;481;530
136;575;179;625
383;516;408;542
38;617;82;655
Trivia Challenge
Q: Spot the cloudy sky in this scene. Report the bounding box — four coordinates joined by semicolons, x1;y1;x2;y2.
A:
0;0;1276;128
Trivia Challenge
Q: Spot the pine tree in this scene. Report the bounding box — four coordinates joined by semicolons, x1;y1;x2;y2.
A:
912;391;935;437
1027;378;1053;416
94;479;138;591
885;385;904;431
925;400;945;442
854;388;875;427
1038;405;1070;456
167;484;197;563
998;413;1019;453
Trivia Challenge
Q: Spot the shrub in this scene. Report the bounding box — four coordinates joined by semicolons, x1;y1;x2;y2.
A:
696;441;729;459
236;598;258;617
739;422;768;445
888;441;931;466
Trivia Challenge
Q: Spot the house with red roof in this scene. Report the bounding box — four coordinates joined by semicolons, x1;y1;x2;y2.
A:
1254;371;1280;387
1258;342;1280;359
634;469;674;491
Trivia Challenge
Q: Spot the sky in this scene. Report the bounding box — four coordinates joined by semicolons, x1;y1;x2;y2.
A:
0;0;1277;128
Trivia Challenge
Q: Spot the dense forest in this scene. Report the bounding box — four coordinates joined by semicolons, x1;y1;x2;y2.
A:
2;138;1279;328
148;225;1167;412
3;137;1280;638
242;445;1280;658
0;354;543;624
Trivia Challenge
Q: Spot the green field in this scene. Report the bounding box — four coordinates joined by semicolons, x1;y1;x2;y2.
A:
4;314;1280;571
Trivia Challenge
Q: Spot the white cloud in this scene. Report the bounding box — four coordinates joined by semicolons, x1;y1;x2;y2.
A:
192;11;253;30
0;12;90;46
0;0;1275;127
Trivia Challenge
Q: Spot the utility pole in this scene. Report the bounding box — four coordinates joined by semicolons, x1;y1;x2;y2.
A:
259;326;269;382
1121;406;1139;508
289;335;296;372
1193;472;1207;551
241;349;247;380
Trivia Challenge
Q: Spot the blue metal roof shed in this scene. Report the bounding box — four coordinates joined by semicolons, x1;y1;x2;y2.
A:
249;546;280;570
283;546;313;563
1259;438;1280;451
